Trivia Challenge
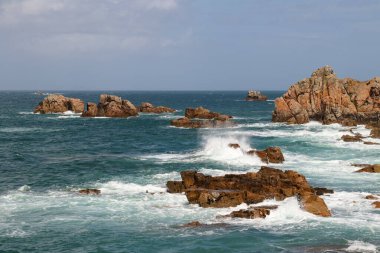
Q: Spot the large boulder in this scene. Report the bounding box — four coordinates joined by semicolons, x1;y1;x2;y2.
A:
246;90;268;101
34;94;84;114
139;102;175;113
166;167;331;217
272;66;380;125
82;94;138;118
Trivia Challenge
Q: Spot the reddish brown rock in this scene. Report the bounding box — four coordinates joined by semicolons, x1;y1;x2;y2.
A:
355;164;380;173
78;189;101;195
247;147;285;164
81;94;138;118
185;107;231;120
245;90;268;101
139;102;175;113
166;181;185;193
372;201;380;208
166;167;331;217
170;107;234;128
370;127;380;138
341;134;363;142
34;94;84;114
313;187;334;196
365;195;379;200
229;207;271;219
272;66;380;125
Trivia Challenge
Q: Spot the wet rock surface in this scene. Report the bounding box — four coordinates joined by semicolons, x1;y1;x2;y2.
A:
355;164;380;173
78;189;101;195
166;167;331;217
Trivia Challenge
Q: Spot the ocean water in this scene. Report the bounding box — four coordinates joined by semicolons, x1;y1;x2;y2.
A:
0;91;379;253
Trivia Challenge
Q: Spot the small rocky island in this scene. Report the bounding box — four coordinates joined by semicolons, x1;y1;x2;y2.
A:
82;94;138;118
167;167;332;218
34;94;84;114
272;65;380;126
246;90;267;101
170;107;234;128
34;94;176;118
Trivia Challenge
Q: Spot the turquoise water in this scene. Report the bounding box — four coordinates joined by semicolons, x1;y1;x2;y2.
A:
0;91;379;253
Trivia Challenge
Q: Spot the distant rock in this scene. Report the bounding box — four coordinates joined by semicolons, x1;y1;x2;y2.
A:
365;195;378;200
34;94;84;114
355;164;380;173
166;167;331;217
246;90;268;101
138;102;175;113
82;94;138;118
170;107;234;128
272;66;380;126
78;188;101;195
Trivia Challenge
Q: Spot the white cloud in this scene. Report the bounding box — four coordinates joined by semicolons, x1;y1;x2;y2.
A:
0;0;187;55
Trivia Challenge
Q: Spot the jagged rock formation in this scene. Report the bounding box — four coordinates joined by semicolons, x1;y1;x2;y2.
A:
34;94;84;114
170;107;234;128
246;90;268;101
166;167;331;217
272;66;380;126
247;147;285;164
82;94;138;118
138;102;175;113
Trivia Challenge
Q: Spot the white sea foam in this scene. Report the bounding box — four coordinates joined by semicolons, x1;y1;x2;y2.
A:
98;181;166;195
18;111;34;115
346;240;378;253
18;185;31;192
195;134;264;166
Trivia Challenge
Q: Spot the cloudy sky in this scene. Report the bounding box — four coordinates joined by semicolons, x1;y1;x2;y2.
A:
1;0;380;90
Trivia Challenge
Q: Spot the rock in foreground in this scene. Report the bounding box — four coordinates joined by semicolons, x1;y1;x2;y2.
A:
246;90;268;101
82;94;138;118
138;102;175;113
171;107;234;128
272;66;380;125
166;167;331;217
34;94;84;114
355;164;380;173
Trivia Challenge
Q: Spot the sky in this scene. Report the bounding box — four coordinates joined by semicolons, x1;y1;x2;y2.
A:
0;0;380;90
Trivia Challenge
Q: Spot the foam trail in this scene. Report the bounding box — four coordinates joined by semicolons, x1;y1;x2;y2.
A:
346;240;377;253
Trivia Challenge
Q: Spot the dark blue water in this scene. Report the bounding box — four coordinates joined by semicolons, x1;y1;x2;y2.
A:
0;91;379;253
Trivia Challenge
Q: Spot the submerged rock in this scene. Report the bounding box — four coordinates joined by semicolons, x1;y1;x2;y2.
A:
166;167;331;217
170;107;234;128
34;94;84;114
82;94;138;118
246;90;268;101
247;146;285;164
181;221;202;228
272;66;380;125
228;143;241;149
365;195;379;200
138;102;175;113
355;164;380;173
341;134;363;142
78;189;101;195
229;207;271;219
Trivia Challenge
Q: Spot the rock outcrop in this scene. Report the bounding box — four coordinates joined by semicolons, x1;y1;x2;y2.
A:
247;147;285;164
170;107;234;128
272;66;380;126
372;201;380;208
34;94;84;114
166;167;331;217
78;189;101;195
82;94;138;118
246;90;268;101
355;164;380;173
138;102;175;113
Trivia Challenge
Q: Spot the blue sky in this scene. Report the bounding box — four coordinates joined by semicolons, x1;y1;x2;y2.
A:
0;0;380;90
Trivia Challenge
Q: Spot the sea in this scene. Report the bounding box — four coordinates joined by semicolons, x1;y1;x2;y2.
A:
0;91;379;253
